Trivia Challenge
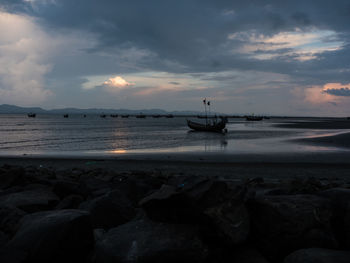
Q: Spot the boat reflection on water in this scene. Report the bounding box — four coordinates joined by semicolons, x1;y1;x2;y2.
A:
186;130;228;151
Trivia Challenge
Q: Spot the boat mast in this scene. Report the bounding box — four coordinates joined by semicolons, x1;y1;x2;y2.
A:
203;98;208;125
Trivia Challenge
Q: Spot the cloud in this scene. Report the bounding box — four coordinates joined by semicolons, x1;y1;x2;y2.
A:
103;76;134;89
323;87;350;96
0;11;53;105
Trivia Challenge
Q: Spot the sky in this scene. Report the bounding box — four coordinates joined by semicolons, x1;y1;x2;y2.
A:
0;0;350;116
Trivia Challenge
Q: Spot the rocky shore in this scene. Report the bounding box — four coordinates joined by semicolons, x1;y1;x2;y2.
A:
0;164;350;262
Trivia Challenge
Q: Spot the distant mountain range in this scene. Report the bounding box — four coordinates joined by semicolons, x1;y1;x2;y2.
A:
0;104;205;116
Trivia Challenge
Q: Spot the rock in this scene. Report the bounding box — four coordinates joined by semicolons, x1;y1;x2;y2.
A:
79;176;111;197
55;194;84;209
319;188;350;248
0;209;94;263
140;179;250;245
114;174;164;205
231;247;270;263
0;188;59;213
80;190;136;229
284;248;350;263
249;194;337;261
0;166;26;190
0;205;26;237
0;231;8;248
53;180;89;199
92;218;207;263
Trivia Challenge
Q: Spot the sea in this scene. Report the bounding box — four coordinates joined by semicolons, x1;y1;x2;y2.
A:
0;114;349;157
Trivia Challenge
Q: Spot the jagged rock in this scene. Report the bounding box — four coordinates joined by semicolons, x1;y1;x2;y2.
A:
249;194;337;261
140;179;250;245
284;248;350;263
319;188;350;248
0;166;26;190
0;205;26;237
55;194;84;209
0;231;8;248
113;174;164;205
0;209;94;263
53;180;89;199
92;218;207;263
80;190;136;229
0;188;59;213
79;176;111;197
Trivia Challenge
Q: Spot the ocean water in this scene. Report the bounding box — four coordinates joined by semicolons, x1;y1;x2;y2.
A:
0;114;348;156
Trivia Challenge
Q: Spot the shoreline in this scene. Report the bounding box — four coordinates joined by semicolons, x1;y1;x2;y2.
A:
1;151;350;180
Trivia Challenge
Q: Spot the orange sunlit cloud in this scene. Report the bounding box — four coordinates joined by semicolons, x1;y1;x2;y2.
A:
103;76;134;89
294;83;350;105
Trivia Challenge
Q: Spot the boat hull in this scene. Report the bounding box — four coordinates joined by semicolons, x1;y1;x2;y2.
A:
187;119;226;132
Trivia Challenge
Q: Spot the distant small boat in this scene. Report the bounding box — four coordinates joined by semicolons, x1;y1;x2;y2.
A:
27;113;36;118
165;114;174;118
121;115;129;118
100;114;106;118
63;114;69;118
246;115;263;121
136;113;146;118
110;114;118;118
83;114;86;118
187;117;228;133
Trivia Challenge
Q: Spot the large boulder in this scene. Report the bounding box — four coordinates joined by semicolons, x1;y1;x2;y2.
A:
0;166;26;190
0;188;59;213
140;179;250;245
319;188;350;248
0;209;94;263
249;194;337;261
0;205;26;237
284;248;350;263
80;190;136;229
53;180;89;199
92;218;207;263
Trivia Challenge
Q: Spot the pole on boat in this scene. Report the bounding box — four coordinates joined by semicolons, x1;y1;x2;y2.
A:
207;101;211;122
203;98;208;125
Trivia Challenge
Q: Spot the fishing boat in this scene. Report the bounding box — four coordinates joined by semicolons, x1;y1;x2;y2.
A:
187;98;228;132
246;115;263;121
100;114;107;118
63;114;69;118
187;117;227;132
27;113;36;118
165;114;174;118
110;114;118;118
136;113;146;118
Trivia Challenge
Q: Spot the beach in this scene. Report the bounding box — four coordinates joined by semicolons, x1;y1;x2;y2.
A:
1;117;350;262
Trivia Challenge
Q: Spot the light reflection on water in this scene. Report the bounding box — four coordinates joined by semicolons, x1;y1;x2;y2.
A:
0;114;349;156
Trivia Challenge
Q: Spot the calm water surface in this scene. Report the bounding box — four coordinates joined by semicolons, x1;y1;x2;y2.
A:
0;114;348;156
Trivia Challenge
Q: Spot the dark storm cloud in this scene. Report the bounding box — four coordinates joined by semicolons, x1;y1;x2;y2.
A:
3;1;350;83
323;87;350;97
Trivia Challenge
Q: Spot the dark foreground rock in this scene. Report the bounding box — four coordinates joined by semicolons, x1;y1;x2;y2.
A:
80;190;136;229
249;194;337;261
92;218;207;263
0;209;94;263
0;188;59;213
140;179;250;245
284;248;350;263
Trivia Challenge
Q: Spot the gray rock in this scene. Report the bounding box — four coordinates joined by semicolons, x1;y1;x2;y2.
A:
319;188;350;248
249;194;337;261
55;194;84;209
80;190;136;229
0;188;59;213
0;205;26;236
0;209;94;263
53;180;88;199
140;179;250;245
0;166;26;190
284;248;350;263
92;218;207;263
